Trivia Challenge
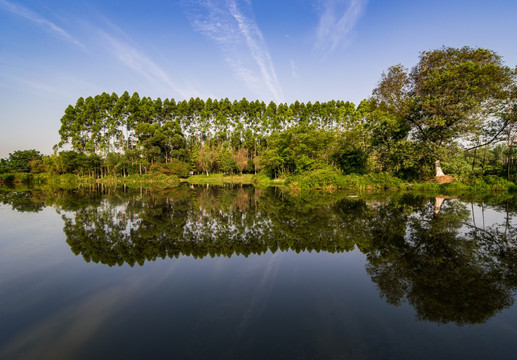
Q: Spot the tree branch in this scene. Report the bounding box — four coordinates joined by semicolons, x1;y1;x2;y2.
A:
465;120;508;151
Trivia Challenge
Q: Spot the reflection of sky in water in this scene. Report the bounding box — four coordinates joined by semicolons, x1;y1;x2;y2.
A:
421;198;516;236
470;203;517;228
1;194;517;359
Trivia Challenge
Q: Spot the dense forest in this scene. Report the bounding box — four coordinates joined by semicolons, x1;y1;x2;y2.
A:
1;46;516;184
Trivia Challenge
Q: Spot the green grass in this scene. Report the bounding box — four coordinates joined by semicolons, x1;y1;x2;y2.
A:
98;174;179;187
186;173;255;185
284;169;407;191
411;175;517;194
0;173;181;189
252;173;278;188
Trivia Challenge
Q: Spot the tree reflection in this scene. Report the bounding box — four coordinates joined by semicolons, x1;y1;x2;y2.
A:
367;197;517;325
61;187;374;265
0;190;45;212
57;190;517;324
2;185;517;325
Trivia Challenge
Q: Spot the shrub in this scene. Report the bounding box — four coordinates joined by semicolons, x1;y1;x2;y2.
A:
285;167;344;189
252;173;273;187
508;184;517;192
149;159;190;177
284;168;406;190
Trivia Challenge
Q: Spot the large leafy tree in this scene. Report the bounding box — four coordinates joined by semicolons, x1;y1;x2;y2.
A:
6;149;43;173
374;47;515;177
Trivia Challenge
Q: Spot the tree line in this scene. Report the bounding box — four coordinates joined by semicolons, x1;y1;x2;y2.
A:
2;46;516;181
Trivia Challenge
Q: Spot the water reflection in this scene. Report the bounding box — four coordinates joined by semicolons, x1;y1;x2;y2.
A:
366;197;517;325
1;185;517;327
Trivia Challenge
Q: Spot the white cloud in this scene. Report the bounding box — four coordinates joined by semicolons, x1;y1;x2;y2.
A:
315;0;368;53
0;0;82;47
187;0;284;102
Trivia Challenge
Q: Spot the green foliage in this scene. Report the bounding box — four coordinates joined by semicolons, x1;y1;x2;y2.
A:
466;175;516;191
151;174;180;187
410;47;513;146
285;168;406;190
260;124;336;177
252;173;274;187
57;174;80;186
2;150;43;173
285;167;344;190
0;173;34;184
149;159;190;177
333;147;368;174
340;173;406;190
0;159;9;173
186;173;254;185
0;173;15;184
441;153;471;177
55;151;99;175
373;46;515;177
218;147;236;174
412;174;517;193
14;51;513;185
196;146;219;175
29;159;47;173
508;184;517;192
93;174;180;188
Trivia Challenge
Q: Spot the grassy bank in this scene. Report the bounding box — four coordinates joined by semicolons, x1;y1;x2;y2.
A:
185;173;255;186
282;168;517;193
0;172;255;189
2;171;517;194
284;169;407;191
411;175;517;194
0;173;180;189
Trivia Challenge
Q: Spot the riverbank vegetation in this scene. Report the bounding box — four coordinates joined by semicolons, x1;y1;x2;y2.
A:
1;47;516;191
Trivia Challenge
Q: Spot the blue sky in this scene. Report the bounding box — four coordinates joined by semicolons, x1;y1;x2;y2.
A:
0;0;516;157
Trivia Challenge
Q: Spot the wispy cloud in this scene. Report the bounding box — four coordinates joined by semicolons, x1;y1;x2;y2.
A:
315;0;368;53
187;0;284;102
0;62;73;95
290;60;298;79
0;0;82;47
8;75;60;93
98;31;193;99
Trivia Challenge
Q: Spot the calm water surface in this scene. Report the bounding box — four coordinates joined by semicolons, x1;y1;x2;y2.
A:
1;185;517;359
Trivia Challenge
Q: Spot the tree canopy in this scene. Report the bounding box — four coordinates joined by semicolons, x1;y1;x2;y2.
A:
373;46;516;176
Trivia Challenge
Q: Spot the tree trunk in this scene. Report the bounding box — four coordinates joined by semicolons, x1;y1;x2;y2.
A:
481;146;487;175
434;196;445;215
471;147;477;171
507;140;513;181
507;149;510;181
435;160;445;177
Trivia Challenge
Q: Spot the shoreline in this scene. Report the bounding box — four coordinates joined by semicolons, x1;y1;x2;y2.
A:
1;172;516;194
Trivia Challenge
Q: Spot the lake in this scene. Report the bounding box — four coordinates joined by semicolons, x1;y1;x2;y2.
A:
1;185;517;359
